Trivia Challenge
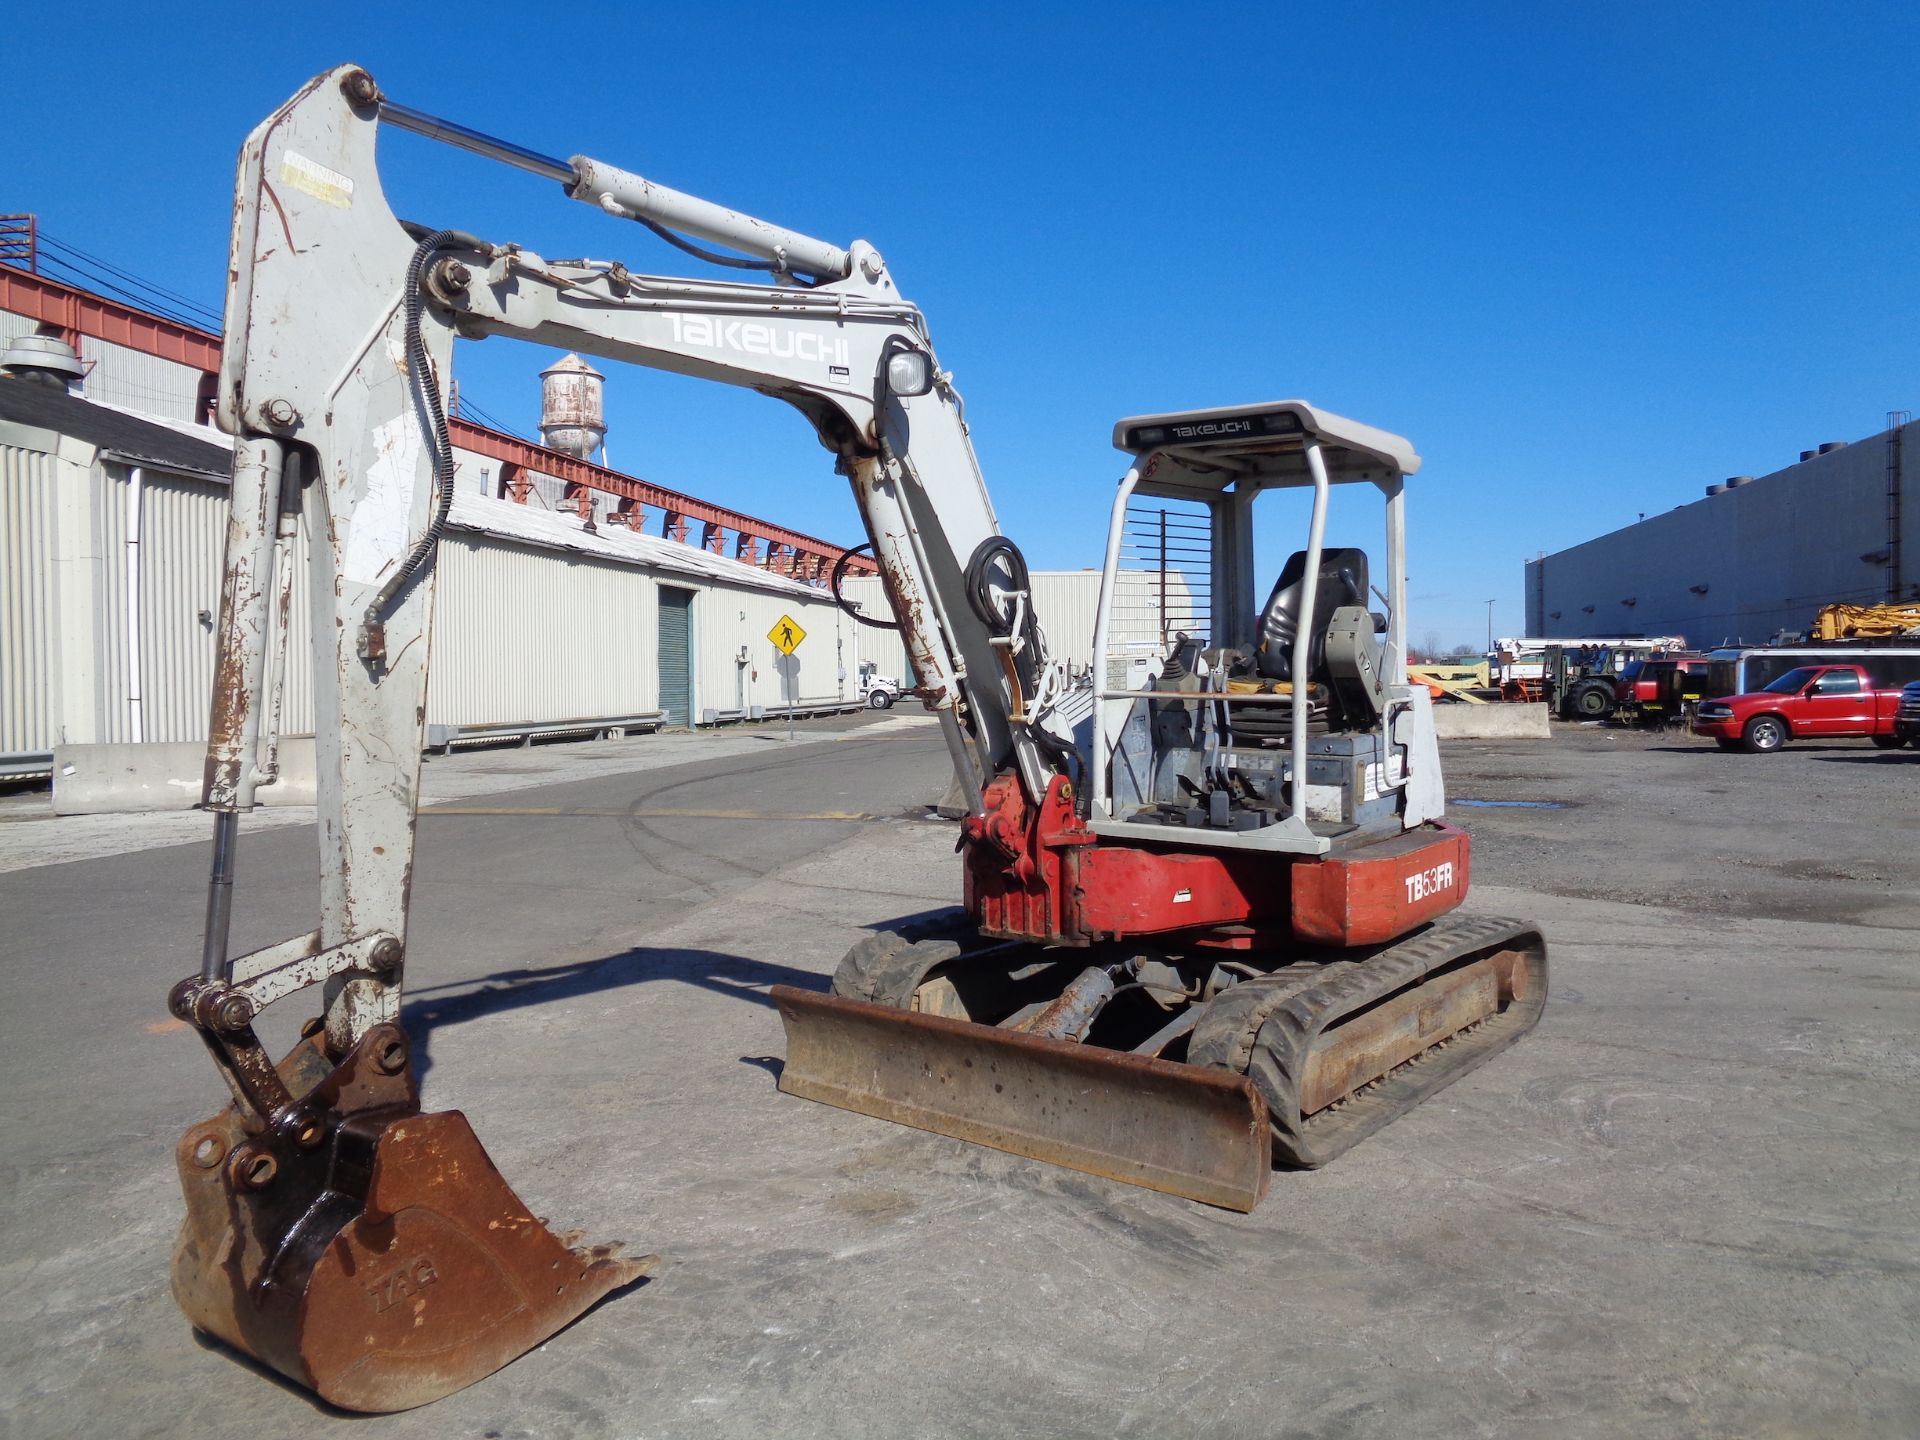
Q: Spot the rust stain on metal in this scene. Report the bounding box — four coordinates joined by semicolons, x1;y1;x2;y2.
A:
258;179;302;258
170;1023;655;1412
1297;950;1522;1115
773;986;1270;1211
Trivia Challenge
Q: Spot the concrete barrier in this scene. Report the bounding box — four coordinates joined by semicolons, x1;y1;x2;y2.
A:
51;740;317;815
1431;703;1551;740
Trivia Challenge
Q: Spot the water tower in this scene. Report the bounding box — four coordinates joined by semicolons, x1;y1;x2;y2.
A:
538;353;606;461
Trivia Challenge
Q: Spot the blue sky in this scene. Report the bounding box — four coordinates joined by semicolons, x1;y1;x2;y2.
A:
10;3;1916;648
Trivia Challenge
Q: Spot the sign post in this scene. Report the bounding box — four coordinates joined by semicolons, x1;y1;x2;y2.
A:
768;614;807;742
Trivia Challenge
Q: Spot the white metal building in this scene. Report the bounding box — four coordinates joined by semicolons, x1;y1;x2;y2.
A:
0;380;879;774
841;569;1196;686
0;306;206;425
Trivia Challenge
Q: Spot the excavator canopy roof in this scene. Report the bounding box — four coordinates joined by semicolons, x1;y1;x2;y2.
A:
1111;401;1420;492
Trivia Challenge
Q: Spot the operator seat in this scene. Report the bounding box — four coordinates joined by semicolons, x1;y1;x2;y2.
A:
1255;547;1371;681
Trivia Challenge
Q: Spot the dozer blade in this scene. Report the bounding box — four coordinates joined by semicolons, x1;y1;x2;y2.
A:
772;986;1272;1211
171;1025;653;1412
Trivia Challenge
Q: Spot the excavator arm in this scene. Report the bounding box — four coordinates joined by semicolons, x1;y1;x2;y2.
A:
172;64;1077;1411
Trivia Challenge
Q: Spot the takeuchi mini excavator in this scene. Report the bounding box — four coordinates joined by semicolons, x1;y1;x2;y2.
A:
172;66;1549;1412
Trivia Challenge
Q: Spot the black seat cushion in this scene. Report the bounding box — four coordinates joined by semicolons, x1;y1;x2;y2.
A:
1255;547;1369;682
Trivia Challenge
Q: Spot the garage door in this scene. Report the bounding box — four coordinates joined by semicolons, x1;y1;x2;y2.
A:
657;586;694;727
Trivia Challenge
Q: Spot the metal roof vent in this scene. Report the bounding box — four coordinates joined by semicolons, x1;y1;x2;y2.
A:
1800;449;1818;463
1726;475;1754;487
1706;484;1728;496
1;332;84;390
1818;440;1847;454
539;353;606;461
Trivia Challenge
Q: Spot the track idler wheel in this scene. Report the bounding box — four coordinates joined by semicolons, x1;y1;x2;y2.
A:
170;1024;653;1412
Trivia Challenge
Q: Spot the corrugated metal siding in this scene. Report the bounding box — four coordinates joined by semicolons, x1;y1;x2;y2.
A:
841;570;1116;681
91;458;129;743
132;472;227;741
5;433;863;751
429;533;656;726
0;444;59;752
77;336;204;424
450;445;511;499
450;446;568;509
1029;573;1103;667
691;581;855;712
134;464;315;740
1;309;204;422
1528;419;1920;644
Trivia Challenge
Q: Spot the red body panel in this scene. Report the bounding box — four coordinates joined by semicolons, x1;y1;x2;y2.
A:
962;775;1467;950
1290;823;1469;945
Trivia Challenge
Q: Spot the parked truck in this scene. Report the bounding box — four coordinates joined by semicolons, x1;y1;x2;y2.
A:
1895;681;1920;746
1690;663;1907;752
1614;656;1710;725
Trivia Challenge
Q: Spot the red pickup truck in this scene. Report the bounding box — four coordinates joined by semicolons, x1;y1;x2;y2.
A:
1691;663;1907;753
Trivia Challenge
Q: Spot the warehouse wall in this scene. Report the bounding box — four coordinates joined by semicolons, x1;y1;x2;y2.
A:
840;569;1192;687
2;428;864;758
112;467;316;744
0;310;206;424
80;337;204;423
429;535;656;727
0;452;318;754
0;439;65;753
1527;421;1920;645
427;538;859;726
688;581;857;714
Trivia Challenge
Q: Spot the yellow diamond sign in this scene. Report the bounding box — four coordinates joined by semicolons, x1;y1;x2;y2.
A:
768;614;807;655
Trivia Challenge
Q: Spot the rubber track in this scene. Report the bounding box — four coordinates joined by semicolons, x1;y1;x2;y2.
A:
1186;962;1348;1073
1201;914;1548;1168
831;909;974;1008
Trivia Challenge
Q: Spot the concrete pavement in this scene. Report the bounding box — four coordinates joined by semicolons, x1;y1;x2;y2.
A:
1;722;1915;1438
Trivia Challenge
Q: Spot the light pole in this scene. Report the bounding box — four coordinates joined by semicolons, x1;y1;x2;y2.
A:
1485;599;1496;653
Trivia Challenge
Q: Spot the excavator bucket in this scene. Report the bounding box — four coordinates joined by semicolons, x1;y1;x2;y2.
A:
772;987;1272;1211
170;1024;652;1412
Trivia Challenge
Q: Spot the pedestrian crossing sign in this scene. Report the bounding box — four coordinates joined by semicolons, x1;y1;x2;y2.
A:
769;615;807;655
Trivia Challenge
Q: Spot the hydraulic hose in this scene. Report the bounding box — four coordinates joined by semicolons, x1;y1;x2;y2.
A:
964;534;1083;791
830;543;900;630
360;230;458;662
964;534;1031;638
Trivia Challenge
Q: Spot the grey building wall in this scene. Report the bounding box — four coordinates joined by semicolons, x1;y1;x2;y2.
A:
1526;421;1918;646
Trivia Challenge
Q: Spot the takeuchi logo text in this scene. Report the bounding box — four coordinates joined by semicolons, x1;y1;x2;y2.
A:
668;314;850;367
